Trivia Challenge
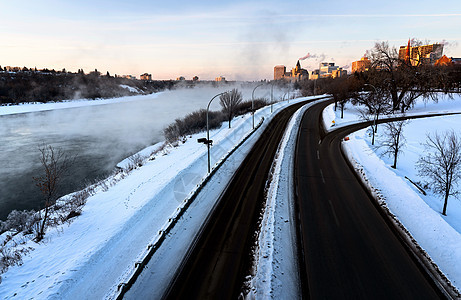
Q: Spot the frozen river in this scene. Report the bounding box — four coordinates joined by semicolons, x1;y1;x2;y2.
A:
0;84;285;220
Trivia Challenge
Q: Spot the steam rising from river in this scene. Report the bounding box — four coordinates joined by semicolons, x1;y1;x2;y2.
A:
0;83;289;220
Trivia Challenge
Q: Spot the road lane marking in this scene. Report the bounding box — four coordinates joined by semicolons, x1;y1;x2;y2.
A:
319;169;325;183
317;150;320;160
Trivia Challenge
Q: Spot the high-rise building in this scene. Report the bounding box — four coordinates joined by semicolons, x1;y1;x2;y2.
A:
352;57;371;73
398;41;443;66
274;65;286;80
273;61;307;81
319;62;338;75
332;68;347;78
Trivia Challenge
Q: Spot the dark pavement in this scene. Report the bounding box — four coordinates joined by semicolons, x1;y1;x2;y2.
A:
294;100;445;299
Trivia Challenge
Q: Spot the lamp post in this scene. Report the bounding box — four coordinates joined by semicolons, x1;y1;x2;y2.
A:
364;83;378;142
288;87;291;103
204;91;227;173
252;83;264;129
270;82;274;113
282;91;288;102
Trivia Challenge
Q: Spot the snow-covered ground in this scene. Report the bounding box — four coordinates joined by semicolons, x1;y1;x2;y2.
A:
0;90;157;117
0;94;318;299
323;93;461;293
3;91;460;299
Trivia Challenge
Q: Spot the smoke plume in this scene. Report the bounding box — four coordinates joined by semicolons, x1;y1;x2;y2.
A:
299;53;312;60
299;52;327;62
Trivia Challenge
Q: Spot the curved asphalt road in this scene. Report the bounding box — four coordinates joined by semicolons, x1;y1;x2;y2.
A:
162;101;312;299
295;100;448;299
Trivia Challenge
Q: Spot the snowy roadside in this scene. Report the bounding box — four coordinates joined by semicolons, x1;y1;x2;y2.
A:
0;95;320;299
322;94;461;294
246;99;325;299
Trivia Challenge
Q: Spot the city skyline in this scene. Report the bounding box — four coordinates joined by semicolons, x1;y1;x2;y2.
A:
1;0;460;80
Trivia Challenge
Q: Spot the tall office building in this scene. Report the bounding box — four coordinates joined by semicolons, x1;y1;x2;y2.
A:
352;57;371;73
398;40;444;66
274;65;286;80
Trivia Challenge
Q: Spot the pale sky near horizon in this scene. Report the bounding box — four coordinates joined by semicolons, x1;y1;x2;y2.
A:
1;1;460;80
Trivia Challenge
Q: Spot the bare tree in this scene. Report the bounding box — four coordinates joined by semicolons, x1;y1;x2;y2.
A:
33;144;74;240
325;76;360;119
378;120;408;169
417;131;461;216
220;88;243;128
355;88;392;145
367;41;440;112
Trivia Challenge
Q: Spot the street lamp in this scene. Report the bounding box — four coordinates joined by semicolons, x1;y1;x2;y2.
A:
252;83;264;129
282;91;288;102
270;82;274;113
198;91;227;173
364;83;378;143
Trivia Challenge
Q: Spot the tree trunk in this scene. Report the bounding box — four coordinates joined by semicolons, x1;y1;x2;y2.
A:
371;128;375;145
39;205;49;240
391;90;399;111
392;149;397;169
228;119;231;129
392;134;400;169
442;193;448;216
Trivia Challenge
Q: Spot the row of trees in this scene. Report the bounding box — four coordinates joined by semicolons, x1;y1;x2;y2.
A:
0;71;177;104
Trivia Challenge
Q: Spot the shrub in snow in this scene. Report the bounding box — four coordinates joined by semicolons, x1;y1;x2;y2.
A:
0;244;22;273
234;98;267;116
0;221;5;234
128;153;145;168
2;210;37;234
60;189;90;220
163;109;225;143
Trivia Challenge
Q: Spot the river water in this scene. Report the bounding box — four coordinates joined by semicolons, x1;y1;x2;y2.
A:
0;84;281;220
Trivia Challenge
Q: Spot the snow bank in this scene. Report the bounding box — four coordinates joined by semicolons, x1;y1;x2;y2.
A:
119;84;142;94
247;99;325;299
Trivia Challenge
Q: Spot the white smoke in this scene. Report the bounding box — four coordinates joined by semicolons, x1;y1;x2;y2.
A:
299;52;326;62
